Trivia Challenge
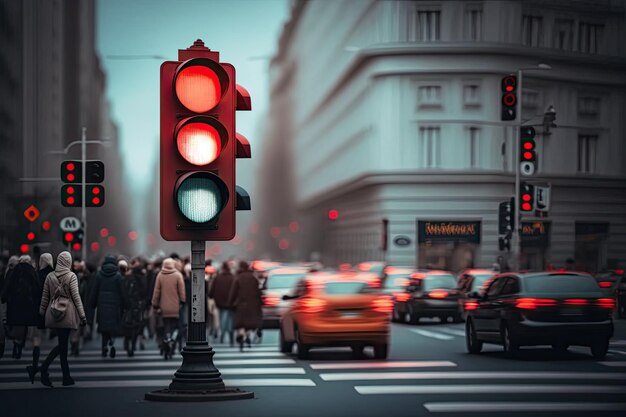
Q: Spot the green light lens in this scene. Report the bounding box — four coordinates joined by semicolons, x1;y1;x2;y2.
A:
176;176;222;223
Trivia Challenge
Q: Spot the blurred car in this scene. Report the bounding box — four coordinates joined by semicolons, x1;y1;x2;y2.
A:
279;273;392;359
594;269;624;295
465;272;614;359
261;267;310;328
392;270;460;324
616;273;626;318
457;269;497;321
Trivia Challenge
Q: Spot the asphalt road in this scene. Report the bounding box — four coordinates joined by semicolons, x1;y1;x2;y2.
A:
1;318;626;417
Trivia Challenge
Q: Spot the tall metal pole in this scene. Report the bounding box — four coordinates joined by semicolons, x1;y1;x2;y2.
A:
511;70;523;271
81;127;87;262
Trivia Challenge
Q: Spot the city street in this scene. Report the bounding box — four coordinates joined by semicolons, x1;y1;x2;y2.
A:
1;319;626;417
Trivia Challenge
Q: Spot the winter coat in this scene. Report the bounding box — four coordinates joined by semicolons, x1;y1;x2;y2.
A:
229;270;262;330
122;271;147;329
36;253;54;329
209;271;235;310
151;258;186;319
2;259;40;326
90;256;125;333
39;252;86;330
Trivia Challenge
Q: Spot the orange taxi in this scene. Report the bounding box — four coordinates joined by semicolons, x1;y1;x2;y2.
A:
279;273;392;359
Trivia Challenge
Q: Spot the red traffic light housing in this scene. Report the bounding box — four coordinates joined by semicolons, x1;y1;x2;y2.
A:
520;183;535;212
160;41;250;241
501;75;517;121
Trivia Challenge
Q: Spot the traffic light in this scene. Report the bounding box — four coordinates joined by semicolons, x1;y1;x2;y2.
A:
61;161;82;183
520;126;536;176
520;182;535;213
61;184;82;207
86;184;105;207
160;40;251;241
501;75;517;121
63;228;84;248
498;198;515;235
86;160;105;183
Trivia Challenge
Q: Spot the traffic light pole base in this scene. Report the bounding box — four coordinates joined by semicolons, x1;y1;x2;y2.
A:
144;341;254;402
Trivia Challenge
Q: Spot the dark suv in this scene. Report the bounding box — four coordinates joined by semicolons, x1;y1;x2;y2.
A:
392;271;460;324
465;272;614;359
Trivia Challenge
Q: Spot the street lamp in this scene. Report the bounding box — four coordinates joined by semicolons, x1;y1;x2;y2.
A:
511;63;552;271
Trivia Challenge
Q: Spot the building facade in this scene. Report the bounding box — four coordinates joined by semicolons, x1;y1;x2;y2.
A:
259;0;626;272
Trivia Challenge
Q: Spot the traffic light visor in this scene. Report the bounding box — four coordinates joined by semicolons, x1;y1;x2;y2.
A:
176;118;224;165
175;172;228;223
175;59;227;113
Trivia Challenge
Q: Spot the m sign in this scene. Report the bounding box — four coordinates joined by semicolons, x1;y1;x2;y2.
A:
59;217;81;232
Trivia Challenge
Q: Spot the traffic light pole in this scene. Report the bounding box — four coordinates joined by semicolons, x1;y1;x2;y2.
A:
81;127;87;262
510;69;523;272
145;240;253;401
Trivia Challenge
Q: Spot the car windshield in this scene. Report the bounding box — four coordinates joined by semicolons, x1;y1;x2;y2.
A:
323;281;374;295
524;274;599;293
384;274;411;289
470;274;495;291
266;273;307;289
423;275;457;290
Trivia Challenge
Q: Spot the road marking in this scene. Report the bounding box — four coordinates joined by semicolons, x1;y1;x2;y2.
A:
320;371;626;381
410;329;454;340
437;328;466;337
598;362;626;367
355;384;626;395
0;378;316;390
2;357;295;365
310;361;457;370
610;340;626;346
0;367;306;378
609;350;626;356
423;402;626;413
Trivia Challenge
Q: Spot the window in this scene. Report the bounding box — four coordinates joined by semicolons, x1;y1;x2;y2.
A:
418;85;442;108
419;126;441;168
577;134;597;173
463;84;481;107
553;19;574;50
578;96;600;115
522;15;543;47
464;8;482;41
500;278;520;296
469;127;480;168
486;277;507;298
415;10;441;41
578;22;603;54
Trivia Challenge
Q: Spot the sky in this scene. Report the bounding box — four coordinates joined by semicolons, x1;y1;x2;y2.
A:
96;0;290;254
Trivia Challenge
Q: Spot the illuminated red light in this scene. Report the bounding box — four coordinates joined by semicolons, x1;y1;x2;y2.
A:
107;236;117;247
522;194;532;202
516;298;557;309
523;142;534;150
289;222;300;233
27;232;35;241
20;244;29;254
67;163;75;171
67;197;75;205
90;242;100;253
598;281;613;288
464;300;479;311
176;122;221;165
394;292;410;302
372;297;394;313
505;86;514;92
429;290;449;299
67;186;75;194
100;228;109;237
92;186;101;195
278;239;289;250
596;298;615;309
42;221;51;231
175;65;221;113
67;173;75;182
263;296;280;307
521;202;532;211
328;209;339;220
564;299;588;306
72;243;81;251
64;232;74;242
523;151;533;160
128;231;138;241
92;197;100;205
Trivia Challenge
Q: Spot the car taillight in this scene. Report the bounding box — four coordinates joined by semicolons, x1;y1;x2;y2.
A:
368;278;381;288
298;298;327;313
394;292;410;302
263;296;280;307
372;297;393;313
596;298;615;309
394;278;410;287
598;281;613;288
464;300;479;311
516;298;557;309
563;299;588;306
429;290;448;299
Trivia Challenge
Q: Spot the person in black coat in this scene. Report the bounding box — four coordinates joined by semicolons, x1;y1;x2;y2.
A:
1;255;40;364
122;258;147;356
90;255;125;358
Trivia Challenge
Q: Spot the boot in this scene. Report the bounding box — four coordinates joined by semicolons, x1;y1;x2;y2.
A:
40;369;53;388
0;342;4;360
236;334;244;352
62;376;75;386
26;365;37;384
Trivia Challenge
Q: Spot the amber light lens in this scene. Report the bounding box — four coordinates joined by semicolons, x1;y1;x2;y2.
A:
176;122;221;166
175;65;221;113
372;297;394;313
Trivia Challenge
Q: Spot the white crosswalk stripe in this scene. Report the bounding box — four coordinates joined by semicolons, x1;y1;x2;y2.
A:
424;402;626;413
322;371;626;381
410;329;455;340
355;384;626;395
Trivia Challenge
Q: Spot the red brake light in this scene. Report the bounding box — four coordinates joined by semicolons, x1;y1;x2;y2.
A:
394;292;410;302
614;269;624;275
596;298;615;309
263;296;280;307
464;300;479;311
299;298;327;313
563;299;588;306
372;297;393;313
598;281;613;288
429;290;449;299
368;278;381;288
516;298;557;309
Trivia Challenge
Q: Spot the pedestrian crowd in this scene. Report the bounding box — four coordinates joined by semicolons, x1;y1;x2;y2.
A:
0;250;263;387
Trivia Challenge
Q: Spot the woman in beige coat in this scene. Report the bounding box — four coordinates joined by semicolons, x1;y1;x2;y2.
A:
151;258;185;358
38;251;86;387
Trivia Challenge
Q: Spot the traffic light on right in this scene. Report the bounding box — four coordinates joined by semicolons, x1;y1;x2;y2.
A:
519;126;536;176
520;183;535;213
501;75;517;121
160;41;251;241
86;184;105;207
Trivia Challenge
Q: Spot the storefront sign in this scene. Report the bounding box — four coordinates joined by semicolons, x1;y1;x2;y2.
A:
417;220;481;244
521;221;550;247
